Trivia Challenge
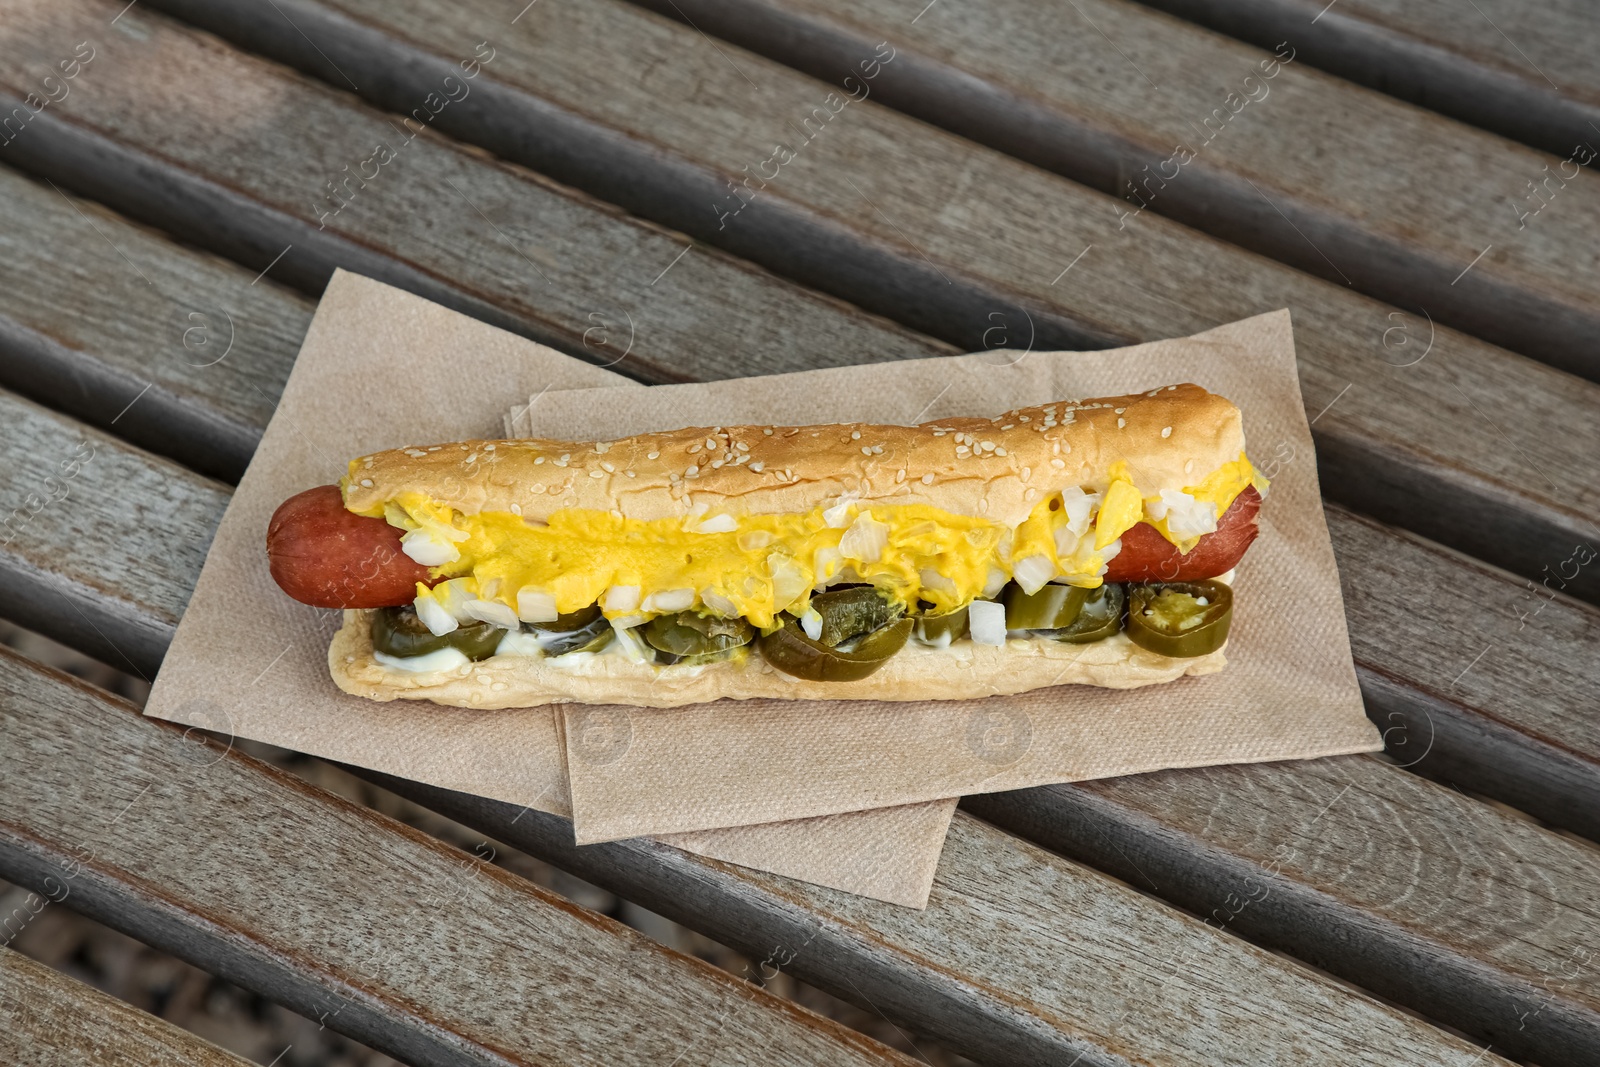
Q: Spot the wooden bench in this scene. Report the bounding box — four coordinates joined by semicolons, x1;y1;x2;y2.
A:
1;0;1595;1063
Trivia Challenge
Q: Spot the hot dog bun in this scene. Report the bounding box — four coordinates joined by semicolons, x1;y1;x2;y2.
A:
341;383;1243;530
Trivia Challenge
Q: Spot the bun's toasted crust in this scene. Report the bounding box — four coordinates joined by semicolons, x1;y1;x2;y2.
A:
342;384;1244;530
329;609;1224;710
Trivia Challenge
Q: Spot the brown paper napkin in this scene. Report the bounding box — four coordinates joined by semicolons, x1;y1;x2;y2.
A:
144;271;955;908
521;311;1383;843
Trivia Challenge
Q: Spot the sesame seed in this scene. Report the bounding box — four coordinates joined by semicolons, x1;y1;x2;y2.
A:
1161;426;1172;438
712;459;725;468
763;428;773;435
686;464;700;477
1117;418;1126;429
735;442;749;452
1050;458;1066;469
625;470;636;478
485;443;496;451
851;430;861;440
689;443;702;454
601;462;615;472
861;446;872;456
933;431;946;437
994;446;1007;457
1184;459;1195;474
1025;488;1038;501
594;442;610;454
978;498;989;513
871;445;884;455
647;450;660;460
1001;423;1014;430
589;470;605;479
956;446;971;457
750;461;765;472
465;452;478;463
511;503;521;515
706;437;718;450
896;469;906;482
359;478;373;487
921;472;935;485
1019;415;1030;422
535;456;545;465
561;454;571;462
1115;407;1125;414
980;441;995;452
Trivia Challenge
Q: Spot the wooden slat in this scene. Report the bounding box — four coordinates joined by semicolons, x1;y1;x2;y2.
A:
1137;0;1600;160
0;381;1577;1060
963;750;1600;1067
0;945;254;1067
0;388;226;679
631;0;1600;385
0;646;912;1067
362;772;1509;1067
1333;507;1600;841
0;166;312;482
131;0;1600;605
0;9;949;400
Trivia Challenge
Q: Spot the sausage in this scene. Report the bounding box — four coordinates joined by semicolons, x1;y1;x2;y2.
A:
1103;486;1261;583
268;483;1261;608
267;485;435;608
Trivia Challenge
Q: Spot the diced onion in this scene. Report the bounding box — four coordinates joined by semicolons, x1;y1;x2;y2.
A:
799;606;824;642
400;528;460;566
738;529;773;551
1158;489;1218;540
612;625;651;662
822;500;855;528
768;555;809;612
812;546;843;590
1059;487;1101;537
968;600;1007;646
414;594;459;637
642;588;695;613
1012;554;1056;595
464;599;520;630
603;585;641;612
1053;526;1080;559
1100;537;1123;562
839;512;889;563
609;613;646;630
694;514;739;534
701;588;740;616
983;567;1009;598
515;587;559;624
919;567;957;596
433;578;480;622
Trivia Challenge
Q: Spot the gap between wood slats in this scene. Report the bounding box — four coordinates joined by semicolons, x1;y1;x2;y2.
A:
1135;0;1600;161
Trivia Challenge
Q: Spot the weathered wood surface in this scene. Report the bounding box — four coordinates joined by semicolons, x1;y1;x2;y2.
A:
0;384;1580;1061
0;646;913;1067
0;388;226;678
1334;507;1600;841
965;749;1600;1067
364;772;1510;1067
0;945;254;1066
0;165;311;482
1138;0;1600;160
135;0;1600;605
0;6;949;396
635;0;1600;384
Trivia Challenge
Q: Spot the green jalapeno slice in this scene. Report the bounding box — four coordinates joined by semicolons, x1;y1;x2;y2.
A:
372;605;504;661
913;604;969;646
643;612;755;664
757;615;913;681
811;586;904;647
1125;580;1232;658
532;612;614;656
1002;582;1089;630
1036;583;1125;644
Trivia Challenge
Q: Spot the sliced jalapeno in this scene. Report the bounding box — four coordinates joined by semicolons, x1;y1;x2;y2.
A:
539;603;603;632
1125;580;1232;658
1037;583;1124;644
643;612;754;664
913;604;969;646
372;605;504;661
1002;582;1088;630
532;612;614;656
758;615;913;681
811;586;903;647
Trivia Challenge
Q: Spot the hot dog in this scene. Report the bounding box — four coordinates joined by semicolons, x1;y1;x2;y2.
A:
267;384;1269;709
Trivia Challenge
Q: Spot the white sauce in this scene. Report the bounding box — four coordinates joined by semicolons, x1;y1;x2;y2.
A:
374;646;470;673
